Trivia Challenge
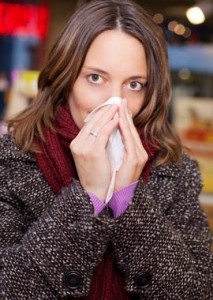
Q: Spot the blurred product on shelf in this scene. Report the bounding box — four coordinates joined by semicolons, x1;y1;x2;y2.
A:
5;70;39;118
0;121;7;135
0;73;9;118
173;97;213;193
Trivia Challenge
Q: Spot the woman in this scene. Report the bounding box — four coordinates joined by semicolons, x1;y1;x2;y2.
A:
0;0;212;299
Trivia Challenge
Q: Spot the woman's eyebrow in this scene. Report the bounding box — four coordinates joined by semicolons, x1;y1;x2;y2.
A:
128;75;147;81
82;66;109;75
82;66;147;80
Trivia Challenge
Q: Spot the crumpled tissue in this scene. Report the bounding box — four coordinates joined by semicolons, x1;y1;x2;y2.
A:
84;96;124;203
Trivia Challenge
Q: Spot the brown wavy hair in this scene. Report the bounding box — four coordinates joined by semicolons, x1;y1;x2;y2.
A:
8;0;182;164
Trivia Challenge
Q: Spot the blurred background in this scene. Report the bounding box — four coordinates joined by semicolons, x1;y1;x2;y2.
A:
0;0;212;228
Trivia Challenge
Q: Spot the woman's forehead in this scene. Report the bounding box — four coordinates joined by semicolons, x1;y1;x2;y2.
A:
82;30;147;77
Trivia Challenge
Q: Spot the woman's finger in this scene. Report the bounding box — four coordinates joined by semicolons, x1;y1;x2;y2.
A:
123;100;145;149
118;101;138;156
78;104;119;139
122;100;148;160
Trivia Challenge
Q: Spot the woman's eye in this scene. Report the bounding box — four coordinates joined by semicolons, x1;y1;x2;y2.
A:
87;74;103;84
128;81;146;91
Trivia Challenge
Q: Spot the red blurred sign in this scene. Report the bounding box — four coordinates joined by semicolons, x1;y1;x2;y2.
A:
0;2;49;39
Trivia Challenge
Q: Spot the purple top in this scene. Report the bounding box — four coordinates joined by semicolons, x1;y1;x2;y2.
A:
87;181;138;218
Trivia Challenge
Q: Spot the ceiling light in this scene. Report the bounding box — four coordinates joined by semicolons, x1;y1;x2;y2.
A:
186;6;205;24
153;13;164;24
168;21;178;32
186;1;213;25
183;27;192;38
179;69;191;80
174;24;186;35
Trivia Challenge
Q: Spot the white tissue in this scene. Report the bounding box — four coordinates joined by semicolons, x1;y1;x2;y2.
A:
84;97;124;203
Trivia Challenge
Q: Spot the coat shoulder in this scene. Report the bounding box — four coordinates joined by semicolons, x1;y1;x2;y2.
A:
153;152;201;178
0;134;35;162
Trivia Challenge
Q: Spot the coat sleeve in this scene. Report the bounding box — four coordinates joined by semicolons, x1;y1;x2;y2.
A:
112;154;213;299
0;137;112;299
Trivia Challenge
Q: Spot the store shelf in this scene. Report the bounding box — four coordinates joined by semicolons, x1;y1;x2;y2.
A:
200;193;213;205
200;193;213;232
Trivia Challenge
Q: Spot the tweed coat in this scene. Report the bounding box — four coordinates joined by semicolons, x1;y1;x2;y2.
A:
0;134;212;300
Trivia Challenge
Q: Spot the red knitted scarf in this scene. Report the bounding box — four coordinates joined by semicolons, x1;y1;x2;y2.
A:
35;101;157;300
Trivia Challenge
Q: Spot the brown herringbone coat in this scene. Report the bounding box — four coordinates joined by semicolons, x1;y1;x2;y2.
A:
0;135;212;299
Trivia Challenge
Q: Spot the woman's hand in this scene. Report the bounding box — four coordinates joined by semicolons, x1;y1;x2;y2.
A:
70;105;119;202
115;100;148;191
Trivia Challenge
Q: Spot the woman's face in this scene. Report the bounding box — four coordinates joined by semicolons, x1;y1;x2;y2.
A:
69;29;147;129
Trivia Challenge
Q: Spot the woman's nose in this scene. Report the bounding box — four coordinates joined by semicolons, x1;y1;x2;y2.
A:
109;84;124;99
